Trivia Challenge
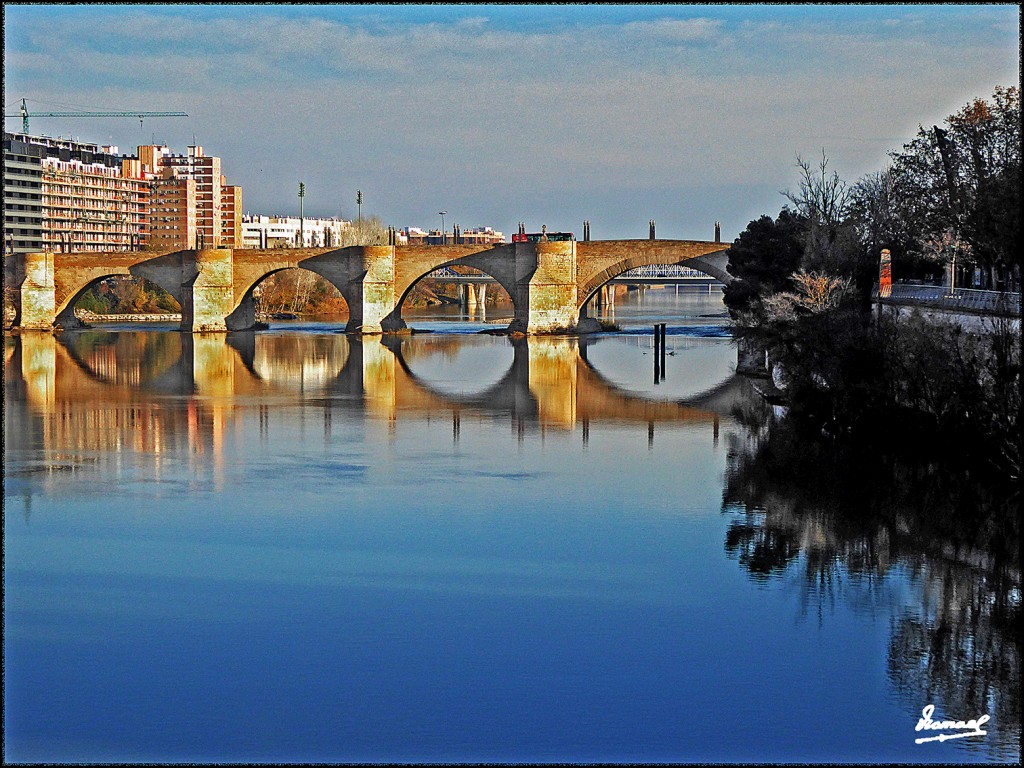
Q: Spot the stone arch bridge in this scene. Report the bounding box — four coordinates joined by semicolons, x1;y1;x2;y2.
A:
5;239;731;334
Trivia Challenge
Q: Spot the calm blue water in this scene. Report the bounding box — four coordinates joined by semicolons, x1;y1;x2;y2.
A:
3;290;1019;763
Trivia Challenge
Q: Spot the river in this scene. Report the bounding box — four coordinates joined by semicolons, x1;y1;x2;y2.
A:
3;287;1019;763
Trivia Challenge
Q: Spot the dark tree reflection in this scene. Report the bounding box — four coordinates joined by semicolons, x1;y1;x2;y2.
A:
723;398;1020;760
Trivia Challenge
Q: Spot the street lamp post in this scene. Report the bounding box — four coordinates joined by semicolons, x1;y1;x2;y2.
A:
298;182;306;247
438;210;447;244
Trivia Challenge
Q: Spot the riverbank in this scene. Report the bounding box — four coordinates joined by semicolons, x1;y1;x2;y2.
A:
75;310;181;323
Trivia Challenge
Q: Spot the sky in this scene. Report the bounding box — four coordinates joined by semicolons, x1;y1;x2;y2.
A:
3;3;1019;240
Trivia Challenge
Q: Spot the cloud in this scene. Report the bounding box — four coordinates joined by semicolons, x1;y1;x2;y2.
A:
4;5;1018;237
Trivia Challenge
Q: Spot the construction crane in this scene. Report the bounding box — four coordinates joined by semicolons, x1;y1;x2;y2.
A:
5;98;187;134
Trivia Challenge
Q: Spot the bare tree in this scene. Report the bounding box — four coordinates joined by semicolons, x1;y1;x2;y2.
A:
784;151;856;273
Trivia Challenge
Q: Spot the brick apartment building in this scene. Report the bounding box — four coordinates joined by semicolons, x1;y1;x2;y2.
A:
3;132;241;254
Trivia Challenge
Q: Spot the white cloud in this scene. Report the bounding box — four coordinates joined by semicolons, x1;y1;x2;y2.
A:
4;6;1018;236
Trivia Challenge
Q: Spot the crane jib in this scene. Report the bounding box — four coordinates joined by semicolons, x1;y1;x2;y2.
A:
5;99;187;133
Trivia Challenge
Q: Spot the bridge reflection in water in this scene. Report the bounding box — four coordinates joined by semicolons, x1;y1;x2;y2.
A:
4;331;749;490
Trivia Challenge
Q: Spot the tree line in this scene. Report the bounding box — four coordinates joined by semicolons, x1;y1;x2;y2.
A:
724;86;1020;493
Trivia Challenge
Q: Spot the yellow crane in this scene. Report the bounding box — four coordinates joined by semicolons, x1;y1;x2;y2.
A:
5;98;187;134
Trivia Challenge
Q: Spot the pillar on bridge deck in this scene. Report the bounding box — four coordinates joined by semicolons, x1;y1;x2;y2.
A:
181;248;235;332
510;239;580;334
346;245;397;334
13;251;57;330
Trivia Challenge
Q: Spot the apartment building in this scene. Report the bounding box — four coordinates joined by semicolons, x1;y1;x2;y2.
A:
4;132;148;254
148;173;197;251
3;132;242;254
145;144;241;249
3;133;44;254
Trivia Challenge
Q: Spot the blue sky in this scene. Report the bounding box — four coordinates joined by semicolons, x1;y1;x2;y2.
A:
4;4;1019;239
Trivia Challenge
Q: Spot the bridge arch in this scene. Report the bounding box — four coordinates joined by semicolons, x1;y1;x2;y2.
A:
54;263;183;330
381;244;519;331
227;265;352;329
576;250;729;317
390;259;518;326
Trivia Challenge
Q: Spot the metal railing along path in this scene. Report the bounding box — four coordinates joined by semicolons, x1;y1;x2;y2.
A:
875;284;1021;315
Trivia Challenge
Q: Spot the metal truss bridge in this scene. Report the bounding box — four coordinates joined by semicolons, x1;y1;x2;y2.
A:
427;264;722;284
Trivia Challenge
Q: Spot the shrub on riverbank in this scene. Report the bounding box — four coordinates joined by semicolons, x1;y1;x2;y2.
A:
751;306;1020;493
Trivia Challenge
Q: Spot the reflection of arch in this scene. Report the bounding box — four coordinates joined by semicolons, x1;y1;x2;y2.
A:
575;341;745;419
38;331;745;425
381;335;532;413
53;328;355;400
575;337;745;412
251;331;351;389
382;335;743;423
52;329;270;397
58;329;187;392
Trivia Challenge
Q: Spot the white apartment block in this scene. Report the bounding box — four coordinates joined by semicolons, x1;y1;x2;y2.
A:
241;214;352;249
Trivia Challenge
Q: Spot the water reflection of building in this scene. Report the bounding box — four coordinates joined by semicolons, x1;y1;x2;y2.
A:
6;330;742;496
253;336;349;388
6;333;219;487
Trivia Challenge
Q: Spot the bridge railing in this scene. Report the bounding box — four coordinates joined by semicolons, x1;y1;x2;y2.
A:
426;267;492;281
874;284;1021;315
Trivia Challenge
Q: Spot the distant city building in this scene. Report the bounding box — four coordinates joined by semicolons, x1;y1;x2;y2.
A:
399;225;504;246
2;132;241;254
241;214;352;248
459;226;505;245
400;226;429;245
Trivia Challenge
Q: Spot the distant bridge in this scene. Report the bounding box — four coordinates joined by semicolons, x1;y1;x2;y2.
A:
429;263;722;284
5;238;732;335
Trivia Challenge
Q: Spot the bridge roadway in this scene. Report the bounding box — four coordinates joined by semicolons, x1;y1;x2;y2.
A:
5;239;732;334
